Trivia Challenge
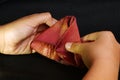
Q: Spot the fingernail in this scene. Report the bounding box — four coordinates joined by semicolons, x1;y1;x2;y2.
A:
32;49;36;53
65;42;72;49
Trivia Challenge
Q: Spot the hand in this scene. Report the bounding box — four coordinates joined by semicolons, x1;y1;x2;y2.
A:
0;12;57;54
65;31;120;68
65;31;120;80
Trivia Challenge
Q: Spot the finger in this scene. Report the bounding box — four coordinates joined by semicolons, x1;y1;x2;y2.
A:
65;42;88;55
82;32;99;42
27;12;57;27
11;12;57;27
32;49;36;53
47;18;57;27
82;31;112;42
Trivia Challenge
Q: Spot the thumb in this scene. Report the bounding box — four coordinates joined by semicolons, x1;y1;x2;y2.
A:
65;32;99;55
65;32;102;55
65;42;88;55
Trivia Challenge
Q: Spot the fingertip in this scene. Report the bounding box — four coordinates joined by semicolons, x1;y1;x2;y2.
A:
46;17;57;27
32;49;36;53
52;18;57;25
42;12;57;26
65;42;80;54
65;42;85;55
65;42;72;50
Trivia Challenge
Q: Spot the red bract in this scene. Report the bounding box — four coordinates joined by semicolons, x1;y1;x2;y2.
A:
31;16;82;67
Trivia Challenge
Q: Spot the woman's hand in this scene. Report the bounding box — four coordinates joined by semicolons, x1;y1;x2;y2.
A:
65;31;120;80
0;12;57;54
66;31;120;67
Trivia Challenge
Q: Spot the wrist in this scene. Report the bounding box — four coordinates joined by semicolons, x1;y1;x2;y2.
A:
83;59;119;80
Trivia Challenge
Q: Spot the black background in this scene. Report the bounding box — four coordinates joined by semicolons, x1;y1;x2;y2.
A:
0;0;120;80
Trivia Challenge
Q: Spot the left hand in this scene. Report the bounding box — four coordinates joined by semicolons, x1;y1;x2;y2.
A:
0;12;57;54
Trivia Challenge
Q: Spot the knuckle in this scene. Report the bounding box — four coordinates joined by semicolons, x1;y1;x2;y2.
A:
103;31;114;36
101;31;115;40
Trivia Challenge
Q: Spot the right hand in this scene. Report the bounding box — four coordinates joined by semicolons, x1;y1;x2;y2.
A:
65;31;120;68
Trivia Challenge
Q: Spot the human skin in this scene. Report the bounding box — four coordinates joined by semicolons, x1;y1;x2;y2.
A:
0;12;119;80
0;12;57;54
65;31;120;80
